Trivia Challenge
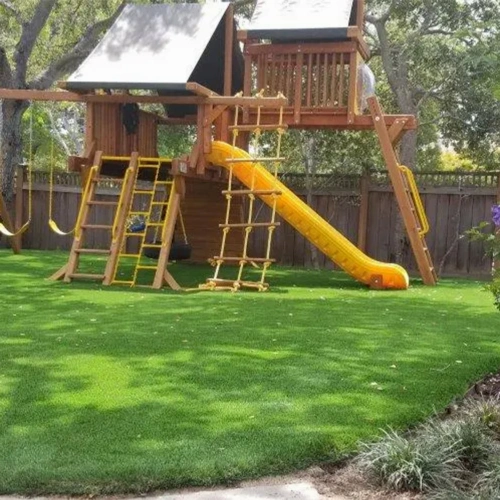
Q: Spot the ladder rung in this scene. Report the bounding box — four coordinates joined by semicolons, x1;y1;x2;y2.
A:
113;280;135;285
213;256;276;263
129;211;150;216
219;223;280;229
119;253;141;258
125;233;145;237
81;225;113;230
147;223;164;227
87;201;119;206
136;265;159;270
143;244;163;249
75;249;110;255
133;190;155;195
225;157;285;164
206;279;269;290
68;273;105;280
138;164;160;169
155;181;173;186
151;202;169;206
222;190;282;196
229;124;288;132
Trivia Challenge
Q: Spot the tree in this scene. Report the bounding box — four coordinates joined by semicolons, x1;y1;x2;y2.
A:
0;0;126;200
365;0;500;170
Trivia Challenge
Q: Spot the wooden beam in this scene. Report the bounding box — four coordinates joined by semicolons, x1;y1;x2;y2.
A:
206;95;288;107
346;27;370;60
246;41;357;56
0;89;205;104
224;4;234;97
347;50;360;123
185;82;218;97
249;110;417;130
205;105;228;126
388;118;410;147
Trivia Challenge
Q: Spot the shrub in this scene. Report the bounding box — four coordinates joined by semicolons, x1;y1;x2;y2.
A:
468;208;500;312
460;398;500;437
357;429;463;492
422;418;495;472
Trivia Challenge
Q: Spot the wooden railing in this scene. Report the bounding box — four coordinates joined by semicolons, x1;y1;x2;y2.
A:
244;41;359;123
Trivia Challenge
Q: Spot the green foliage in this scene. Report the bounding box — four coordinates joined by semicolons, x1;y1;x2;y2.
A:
467;222;500;310
357;430;463;492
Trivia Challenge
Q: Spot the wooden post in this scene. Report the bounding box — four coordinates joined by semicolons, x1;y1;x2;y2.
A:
348;51;360;123
13;164;25;252
357;169;370;252
356;0;365;28
294;52;304;124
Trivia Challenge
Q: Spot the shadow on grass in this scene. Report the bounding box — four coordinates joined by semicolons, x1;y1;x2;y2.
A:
0;250;499;494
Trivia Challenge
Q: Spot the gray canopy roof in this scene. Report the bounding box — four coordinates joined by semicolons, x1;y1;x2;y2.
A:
248;0;356;41
66;3;243;93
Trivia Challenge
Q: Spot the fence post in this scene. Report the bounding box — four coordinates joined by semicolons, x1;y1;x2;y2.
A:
14;164;25;251
357;169;370;252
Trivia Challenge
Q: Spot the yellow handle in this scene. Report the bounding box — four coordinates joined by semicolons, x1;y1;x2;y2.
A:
399;165;429;237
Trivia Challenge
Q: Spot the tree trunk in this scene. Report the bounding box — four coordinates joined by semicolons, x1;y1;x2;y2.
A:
400;127;417;169
0;100;28;201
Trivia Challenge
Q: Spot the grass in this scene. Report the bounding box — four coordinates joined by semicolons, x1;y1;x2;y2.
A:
0;250;499;495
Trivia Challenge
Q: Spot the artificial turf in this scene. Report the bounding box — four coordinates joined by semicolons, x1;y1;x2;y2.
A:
0;250;499;494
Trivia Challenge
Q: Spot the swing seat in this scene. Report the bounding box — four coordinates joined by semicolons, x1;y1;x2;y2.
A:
144;241;192;261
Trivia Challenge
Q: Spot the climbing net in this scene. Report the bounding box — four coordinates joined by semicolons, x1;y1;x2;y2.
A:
204;92;286;292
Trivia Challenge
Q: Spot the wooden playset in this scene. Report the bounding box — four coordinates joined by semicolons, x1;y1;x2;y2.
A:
0;0;437;291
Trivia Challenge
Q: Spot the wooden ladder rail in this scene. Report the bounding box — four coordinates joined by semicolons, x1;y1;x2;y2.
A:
368;96;437;285
49;151;104;282
102;153;139;285
152;177;182;290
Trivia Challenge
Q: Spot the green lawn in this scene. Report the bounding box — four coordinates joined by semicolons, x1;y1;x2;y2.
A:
0;250;499;495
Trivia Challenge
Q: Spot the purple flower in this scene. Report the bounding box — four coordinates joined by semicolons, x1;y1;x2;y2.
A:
493;205;500;228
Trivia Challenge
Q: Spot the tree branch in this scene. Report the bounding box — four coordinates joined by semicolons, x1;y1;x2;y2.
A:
29;2;126;90
14;0;57;86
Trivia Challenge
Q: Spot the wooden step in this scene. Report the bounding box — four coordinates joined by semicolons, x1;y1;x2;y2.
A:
213;256;276;263
94;177;125;183
68;273;105;280
81;224;113;230
87;201;119;207
222;190;282;196
229;124;288;132
219;223;280;229
75;249;110;255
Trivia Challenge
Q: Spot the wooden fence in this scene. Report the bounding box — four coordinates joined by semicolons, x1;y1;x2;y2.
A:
2;169;500;277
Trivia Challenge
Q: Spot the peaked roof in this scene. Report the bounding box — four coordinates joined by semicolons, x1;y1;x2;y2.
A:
66;3;236;92
248;0;355;41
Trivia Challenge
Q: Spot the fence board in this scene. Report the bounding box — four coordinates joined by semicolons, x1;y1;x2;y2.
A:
2;170;499;278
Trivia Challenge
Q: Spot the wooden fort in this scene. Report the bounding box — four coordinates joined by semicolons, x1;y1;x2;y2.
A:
0;0;436;290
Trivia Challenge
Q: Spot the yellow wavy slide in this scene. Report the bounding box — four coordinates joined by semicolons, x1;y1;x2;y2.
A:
206;141;409;290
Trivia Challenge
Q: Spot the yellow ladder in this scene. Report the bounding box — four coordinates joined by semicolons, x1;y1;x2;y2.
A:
111;158;179;288
50;151;129;283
